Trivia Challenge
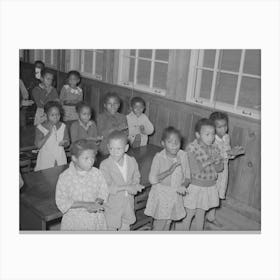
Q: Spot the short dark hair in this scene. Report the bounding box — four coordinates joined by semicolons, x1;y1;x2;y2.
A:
209;111;229;124
75;101;91;114
107;130;128;145
130;96;146;108
34;60;45;69
44;101;63;116
67;70;81;84
104;92;121;104
41;68;54;78
194;118;215;133
161;126;181;142
71;139;98;157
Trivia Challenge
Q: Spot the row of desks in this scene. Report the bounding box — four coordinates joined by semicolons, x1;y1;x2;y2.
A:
20;144;162;230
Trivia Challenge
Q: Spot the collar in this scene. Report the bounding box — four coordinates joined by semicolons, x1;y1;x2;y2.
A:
69;161;92;176
44;121;61;130
79;119;93;130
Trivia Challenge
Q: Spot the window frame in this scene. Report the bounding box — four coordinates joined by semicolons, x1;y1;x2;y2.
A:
118;49;169;96
34;50;58;69
186;49;261;119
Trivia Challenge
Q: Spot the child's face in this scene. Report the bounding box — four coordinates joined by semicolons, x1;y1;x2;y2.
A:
68;75;79;88
73;149;95;171
42;73;53;88
108;139;128;162
162;133;181;157
47;107;60;125
132;102;144;117
215;119;228;138
196;125;215;146
79;106;91;124
105;97;120;115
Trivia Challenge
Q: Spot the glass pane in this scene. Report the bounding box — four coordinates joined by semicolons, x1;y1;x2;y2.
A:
219;50;241;72
84;50;93;73
130;49;136;56
45;50;51;65
243;50;261;76
215;73;237;104
139;49;152;59
52;50;57;66
95;52;103;76
129;58;135;82
203;50;216;68
137;59;151;86
155;49;169;61
238;77;261;110
195;69;213;100
153;62;168;89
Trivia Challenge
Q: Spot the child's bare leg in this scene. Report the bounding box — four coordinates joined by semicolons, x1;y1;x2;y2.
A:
119;223;130;231
153;219;167;231
184;208;196;231
164;219;172;231
193;208;205;230
206;208;216;222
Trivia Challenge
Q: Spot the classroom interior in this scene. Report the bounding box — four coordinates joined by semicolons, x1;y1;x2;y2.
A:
19;49;261;231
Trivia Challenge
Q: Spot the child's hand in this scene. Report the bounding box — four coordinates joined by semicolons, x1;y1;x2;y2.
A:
176;185;187;195
127;184;145;195
95;198;104;205
86;202;105;213
181;178;191;188
228;146;245;157
59;140;68;146
139;125;145;134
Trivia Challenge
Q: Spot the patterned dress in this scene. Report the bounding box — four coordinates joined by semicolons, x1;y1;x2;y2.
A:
60;85;83;121
55;162;109;231
144;150;189;221
183;139;220;210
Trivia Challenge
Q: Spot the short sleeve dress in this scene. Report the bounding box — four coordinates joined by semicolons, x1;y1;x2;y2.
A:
55;162;109;231
144;149;189;221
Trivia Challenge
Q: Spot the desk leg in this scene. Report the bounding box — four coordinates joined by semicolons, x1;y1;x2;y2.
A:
41;220;47;230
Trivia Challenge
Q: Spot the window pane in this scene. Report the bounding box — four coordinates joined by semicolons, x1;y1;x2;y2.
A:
203;50;216;68
84;50;93;73
95;52;103;76
129;58;135;82
139;49;152;59
155;49;169;61
130;49;136;56
195;69;213;100
238;77;261;110
215;73;237;104
153;62;168;89
137;59;151;86
219;50;241;72
243;50;261;76
45;50;51;65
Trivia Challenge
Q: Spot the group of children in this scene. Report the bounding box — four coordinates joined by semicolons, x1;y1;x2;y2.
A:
23;61;245;231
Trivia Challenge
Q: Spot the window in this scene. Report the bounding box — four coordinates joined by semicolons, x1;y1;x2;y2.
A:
33;50;58;68
78;50;104;80
186;50;261;119
19;50;24;60
118;49;170;95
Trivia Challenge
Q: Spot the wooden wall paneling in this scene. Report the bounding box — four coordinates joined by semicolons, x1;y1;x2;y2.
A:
227;126;245;200
89;85;100;121
247;128;261;209
178;112;193;149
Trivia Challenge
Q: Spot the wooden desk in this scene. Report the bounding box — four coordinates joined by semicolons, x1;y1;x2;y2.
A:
20;144;162;231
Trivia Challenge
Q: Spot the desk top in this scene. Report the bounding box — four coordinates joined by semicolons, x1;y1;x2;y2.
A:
21;144;162;222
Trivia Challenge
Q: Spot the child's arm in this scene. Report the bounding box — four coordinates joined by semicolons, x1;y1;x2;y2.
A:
34;125;52;149
59;86;67;104
59;124;70;147
140;115;154;135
